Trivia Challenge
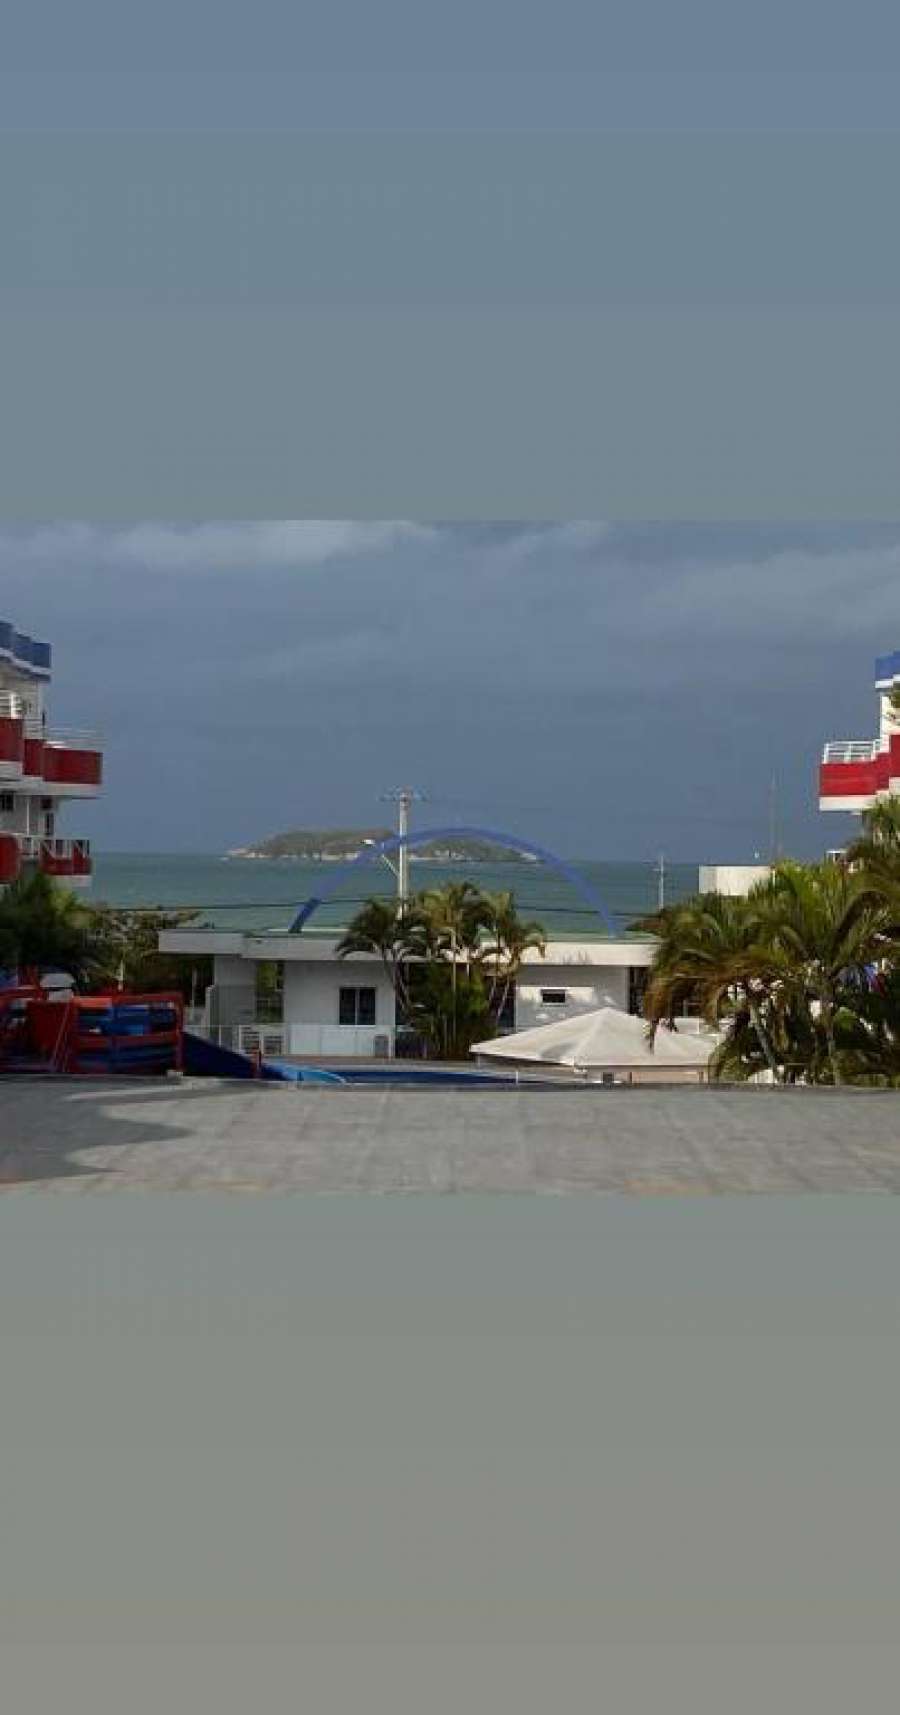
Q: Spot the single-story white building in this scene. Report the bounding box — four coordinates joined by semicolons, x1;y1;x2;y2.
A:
159;861;769;1060
157;923;662;1059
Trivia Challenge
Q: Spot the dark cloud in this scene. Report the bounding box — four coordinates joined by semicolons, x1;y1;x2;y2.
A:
1;523;895;860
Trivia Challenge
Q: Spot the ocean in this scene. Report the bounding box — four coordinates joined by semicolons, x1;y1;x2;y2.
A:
90;853;700;937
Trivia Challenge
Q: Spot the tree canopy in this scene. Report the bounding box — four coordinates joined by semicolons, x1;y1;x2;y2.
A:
635;851;897;1085
337;881;546;1060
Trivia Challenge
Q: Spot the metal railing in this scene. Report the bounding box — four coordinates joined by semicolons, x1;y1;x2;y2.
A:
15;835;92;865
822;740;880;764
0;696;101;750
42;728;103;749
199;1023;289;1057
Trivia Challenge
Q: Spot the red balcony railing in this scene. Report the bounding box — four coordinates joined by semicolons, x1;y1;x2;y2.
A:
0;705;102;791
819;736;900;807
0;713;24;778
12;836;93;878
41;736;103;790
0;833;21;883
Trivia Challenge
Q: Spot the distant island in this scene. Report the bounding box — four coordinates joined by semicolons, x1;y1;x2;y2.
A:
225;828;532;864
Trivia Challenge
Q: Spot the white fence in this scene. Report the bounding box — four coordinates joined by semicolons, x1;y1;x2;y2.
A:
197;1022;394;1060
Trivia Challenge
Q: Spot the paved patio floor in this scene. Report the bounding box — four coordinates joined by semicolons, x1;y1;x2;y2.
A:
3;1077;900;1191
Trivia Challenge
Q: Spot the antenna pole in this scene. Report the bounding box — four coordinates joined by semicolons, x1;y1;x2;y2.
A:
398;788;410;907
379;787;424;908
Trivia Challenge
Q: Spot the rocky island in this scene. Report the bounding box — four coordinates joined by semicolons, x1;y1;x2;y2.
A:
225;828;530;863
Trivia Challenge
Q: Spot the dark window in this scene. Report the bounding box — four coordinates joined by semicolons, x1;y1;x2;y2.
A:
339;986;377;1026
0;793;13;814
540;988;567;1006
628;967;649;1017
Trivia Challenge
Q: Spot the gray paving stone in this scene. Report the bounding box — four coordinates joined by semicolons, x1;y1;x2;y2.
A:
3;1077;900;1192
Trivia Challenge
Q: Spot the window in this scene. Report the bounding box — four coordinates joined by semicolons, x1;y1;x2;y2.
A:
339;986;377;1026
0;793;13;814
628;967;649;1017
540;989;567;1006
255;962;284;1024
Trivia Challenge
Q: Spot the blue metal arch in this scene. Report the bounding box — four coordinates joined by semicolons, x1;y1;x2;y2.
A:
289;825;618;936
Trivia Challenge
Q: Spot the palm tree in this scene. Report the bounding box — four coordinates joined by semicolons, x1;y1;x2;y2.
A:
337;882;548;1059
832;963;900;1085
0;871;103;986
844;799;900;935
478;890;547;1020
416;881;486;970
754;861;888;1086
335;897;412;1014
635;890;784;1079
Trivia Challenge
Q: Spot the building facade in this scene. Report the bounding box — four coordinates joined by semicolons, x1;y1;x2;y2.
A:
0;619;103;889
819;650;900;815
157;925;660;1059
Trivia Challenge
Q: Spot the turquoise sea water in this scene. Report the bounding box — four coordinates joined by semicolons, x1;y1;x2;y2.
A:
91;853;700;937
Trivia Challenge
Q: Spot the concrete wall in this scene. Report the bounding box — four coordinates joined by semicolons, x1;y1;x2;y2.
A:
207;954;257;1031
282;961;395;1027
699;865;770;898
283;961;396;1058
285;1024;394;1057
514;962;631;1031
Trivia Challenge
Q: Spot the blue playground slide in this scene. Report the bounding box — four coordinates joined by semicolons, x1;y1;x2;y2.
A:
182;1032;345;1083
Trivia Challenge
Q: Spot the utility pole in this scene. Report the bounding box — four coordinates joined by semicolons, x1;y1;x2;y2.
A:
656;852;666;911
379;788;424;908
768;773;779;864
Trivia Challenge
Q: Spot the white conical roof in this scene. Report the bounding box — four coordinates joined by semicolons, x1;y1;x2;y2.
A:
471;1007;717;1071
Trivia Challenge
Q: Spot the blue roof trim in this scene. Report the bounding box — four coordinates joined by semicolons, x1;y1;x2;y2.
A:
870;648;898;682
0;620;52;676
876;650;900;684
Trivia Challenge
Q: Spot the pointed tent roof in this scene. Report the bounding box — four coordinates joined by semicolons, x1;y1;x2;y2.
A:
471;1007;718;1072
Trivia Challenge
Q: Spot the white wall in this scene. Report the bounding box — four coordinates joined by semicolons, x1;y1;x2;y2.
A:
207;954;257;1030
282;961;396;1028
282;961;396;1056
175;937;659;1055
699;865;770;898
286;1024;393;1058
514;963;631;1031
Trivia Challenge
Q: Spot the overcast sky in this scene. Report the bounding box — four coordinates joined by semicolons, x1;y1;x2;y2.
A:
1;522;896;860
3;2;899;130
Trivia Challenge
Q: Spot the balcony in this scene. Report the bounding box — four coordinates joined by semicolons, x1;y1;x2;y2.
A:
0;835;93;885
40;732;104;796
0;710;23;780
0;699;102;793
819;738;900;811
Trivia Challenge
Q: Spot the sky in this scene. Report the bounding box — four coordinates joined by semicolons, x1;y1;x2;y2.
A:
1;522;896;861
2;2;900;130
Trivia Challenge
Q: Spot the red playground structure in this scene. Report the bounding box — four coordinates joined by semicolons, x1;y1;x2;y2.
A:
0;985;184;1077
